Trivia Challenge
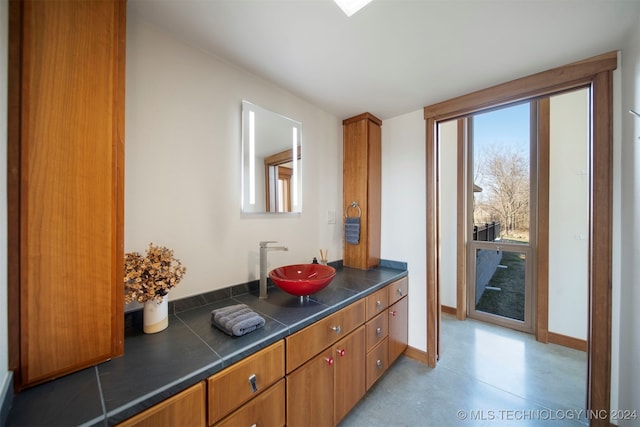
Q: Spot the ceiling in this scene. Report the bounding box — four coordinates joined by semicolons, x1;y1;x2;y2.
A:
128;0;640;121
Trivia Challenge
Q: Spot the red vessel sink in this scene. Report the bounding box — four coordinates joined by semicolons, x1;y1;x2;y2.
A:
269;264;336;297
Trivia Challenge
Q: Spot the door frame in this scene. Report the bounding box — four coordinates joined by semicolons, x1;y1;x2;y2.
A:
465;102;538;334
424;51;616;426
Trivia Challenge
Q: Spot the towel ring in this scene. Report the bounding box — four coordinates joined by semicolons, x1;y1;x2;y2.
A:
344;201;362;218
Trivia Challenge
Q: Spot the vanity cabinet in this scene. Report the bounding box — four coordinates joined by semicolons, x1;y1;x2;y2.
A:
343;113;382;270
118;383;206;427
286;326;365;427
116;277;405;427
285;278;407;426
8;0;126;389
208;341;285;426
286;300;366;427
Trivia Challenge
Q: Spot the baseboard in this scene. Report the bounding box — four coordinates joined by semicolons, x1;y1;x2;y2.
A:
441;305;456;316
548;331;587;352
404;346;429;364
0;371;14;427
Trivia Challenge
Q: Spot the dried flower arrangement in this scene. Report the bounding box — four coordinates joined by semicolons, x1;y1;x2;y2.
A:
124;243;187;304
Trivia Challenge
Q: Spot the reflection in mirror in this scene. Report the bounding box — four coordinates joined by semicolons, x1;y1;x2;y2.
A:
241;101;302;213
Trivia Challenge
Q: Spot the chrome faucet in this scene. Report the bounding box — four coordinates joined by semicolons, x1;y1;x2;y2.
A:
259;241;288;299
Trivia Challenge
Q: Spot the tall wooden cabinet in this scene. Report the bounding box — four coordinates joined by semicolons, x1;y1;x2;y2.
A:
343;113;381;269
8;0;126;389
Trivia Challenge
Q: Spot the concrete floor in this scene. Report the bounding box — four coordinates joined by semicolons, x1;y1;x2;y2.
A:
340;314;588;426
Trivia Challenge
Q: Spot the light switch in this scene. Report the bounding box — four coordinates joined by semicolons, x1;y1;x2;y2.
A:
327;210;336;224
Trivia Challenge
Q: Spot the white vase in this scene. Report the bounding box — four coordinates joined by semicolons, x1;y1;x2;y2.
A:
143;295;168;334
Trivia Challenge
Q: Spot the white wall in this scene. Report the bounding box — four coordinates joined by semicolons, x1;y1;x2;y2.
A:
0;0;11;412
439;120;458;308
125;12;343;301
618;17;640;425
381;110;427;351
548;89;589;340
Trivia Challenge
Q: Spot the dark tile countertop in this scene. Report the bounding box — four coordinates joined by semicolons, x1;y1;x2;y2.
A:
5;260;407;427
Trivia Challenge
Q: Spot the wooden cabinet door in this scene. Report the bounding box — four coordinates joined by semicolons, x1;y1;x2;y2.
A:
8;0;126;388
333;326;366;424
286;347;335;427
118;383;206;427
389;296;408;365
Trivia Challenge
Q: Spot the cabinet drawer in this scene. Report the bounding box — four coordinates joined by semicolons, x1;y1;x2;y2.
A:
365;287;388;320
388;277;408;305
214;380;285;427
366;338;389;391
365;312;388;352
208;341;284;426
286;299;365;373
118;382;205;427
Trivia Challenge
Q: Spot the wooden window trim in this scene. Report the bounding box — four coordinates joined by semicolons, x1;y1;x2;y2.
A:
424;51;616;426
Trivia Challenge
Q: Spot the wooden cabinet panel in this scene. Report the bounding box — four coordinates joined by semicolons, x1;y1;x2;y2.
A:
286;347;335;427
8;0;126;389
118;383;205;427
208;341;284;425
388;276;408;305
214;380;285;427
286;327;365;427
286;299;365;373
365;287;388;320
343;113;382;269
389;296;409;365
333;326;366;424
366;338;389;390
365;311;388;352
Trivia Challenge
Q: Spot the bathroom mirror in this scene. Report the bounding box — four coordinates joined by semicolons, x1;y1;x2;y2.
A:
241;100;302;213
